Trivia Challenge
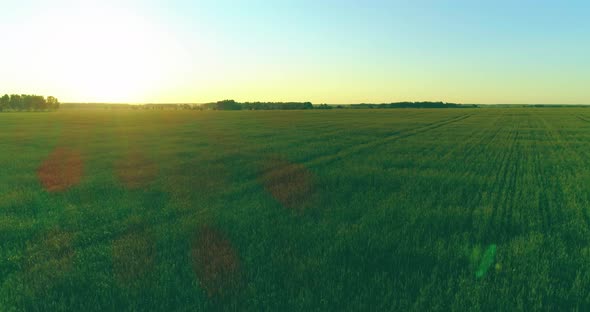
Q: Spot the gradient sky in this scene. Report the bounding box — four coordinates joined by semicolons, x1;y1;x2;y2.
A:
1;0;589;104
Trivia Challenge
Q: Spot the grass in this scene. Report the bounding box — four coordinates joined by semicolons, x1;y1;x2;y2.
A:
2;108;590;310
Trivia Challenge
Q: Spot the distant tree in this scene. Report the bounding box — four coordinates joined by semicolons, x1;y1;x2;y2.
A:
348;101;465;109
46;96;60;110
31;95;46;110
9;94;22;111
0;94;9;111
239;101;313;110
21;94;33;111
215;99;241;110
314;104;332;109
0;94;60;112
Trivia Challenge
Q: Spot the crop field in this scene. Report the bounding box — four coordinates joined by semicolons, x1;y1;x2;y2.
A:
3;108;590;310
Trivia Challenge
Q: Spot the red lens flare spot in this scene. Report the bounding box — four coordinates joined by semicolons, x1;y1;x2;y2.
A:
259;156;315;211
37;148;84;192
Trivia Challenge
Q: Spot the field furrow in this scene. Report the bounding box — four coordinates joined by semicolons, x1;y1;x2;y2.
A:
306;114;472;168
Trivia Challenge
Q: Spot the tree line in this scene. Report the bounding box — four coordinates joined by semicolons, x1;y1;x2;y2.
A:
60;100;479;111
349;102;476;109
200;100;475;110
61;100;315;110
113;100;315;110
0;94;60;111
200;100;314;110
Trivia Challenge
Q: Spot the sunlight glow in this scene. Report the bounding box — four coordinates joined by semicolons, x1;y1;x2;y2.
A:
2;1;190;103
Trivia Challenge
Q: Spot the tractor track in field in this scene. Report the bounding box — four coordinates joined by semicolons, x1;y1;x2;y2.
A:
537;117;560;231
533;150;552;232
477;111;531;242
258;112;434;160
518;117;548;233
397;113;484;166
424;115;488;170
431;115;494;236
503;112;533;239
461;119;505;234
486;120;520;242
499;129;520;239
194;111;433;160
396;113;493;236
305;114;473;168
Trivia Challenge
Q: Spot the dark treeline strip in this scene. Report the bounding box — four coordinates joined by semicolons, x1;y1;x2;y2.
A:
201;100;475;110
0;94;60;111
23;100;590;111
63;100;477;111
349;101;476;109
63;100;314;110
200;100;314;110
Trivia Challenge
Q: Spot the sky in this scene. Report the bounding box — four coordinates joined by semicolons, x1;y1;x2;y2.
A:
1;0;589;104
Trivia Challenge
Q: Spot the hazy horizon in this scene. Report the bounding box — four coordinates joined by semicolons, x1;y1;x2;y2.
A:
2;0;589;104
59;101;590;106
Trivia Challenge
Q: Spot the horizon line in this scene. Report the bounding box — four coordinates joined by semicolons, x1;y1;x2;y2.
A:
62;102;590;106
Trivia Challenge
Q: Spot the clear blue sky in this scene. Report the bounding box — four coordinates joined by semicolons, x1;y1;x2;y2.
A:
1;0;589;103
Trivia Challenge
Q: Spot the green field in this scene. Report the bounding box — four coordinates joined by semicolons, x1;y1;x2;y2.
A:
3;108;590;310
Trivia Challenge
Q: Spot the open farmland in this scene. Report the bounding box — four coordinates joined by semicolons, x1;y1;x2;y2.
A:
3;108;590;310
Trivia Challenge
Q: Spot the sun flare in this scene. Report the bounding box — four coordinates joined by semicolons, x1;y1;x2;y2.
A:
2;1;188;103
